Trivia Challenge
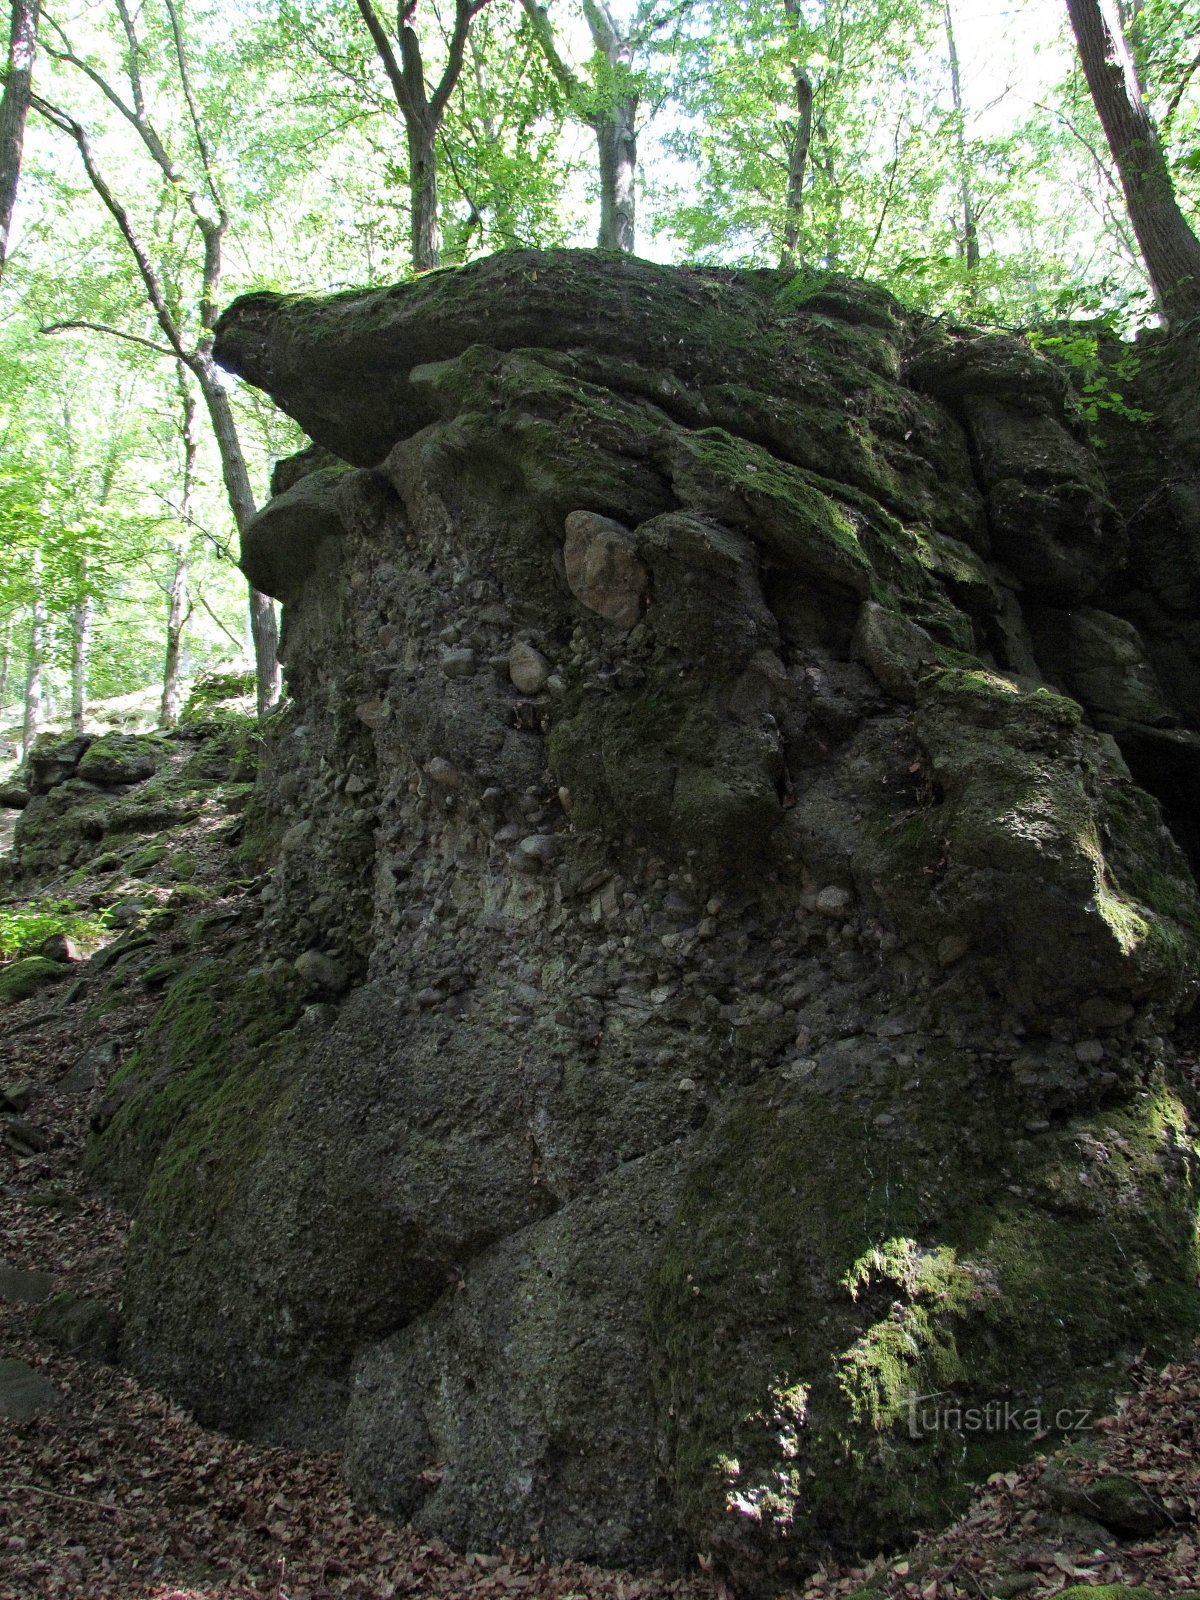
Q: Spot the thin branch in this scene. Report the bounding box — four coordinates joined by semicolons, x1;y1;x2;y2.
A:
1162;44;1200;132
192;585;244;649
39;319;178;359
355;0;418;121
431;0;495;123
518;0;579;100
113;0;146;118
163;0;223;218
28;94;189;363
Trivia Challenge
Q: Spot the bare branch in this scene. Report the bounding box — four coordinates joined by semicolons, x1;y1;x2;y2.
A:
355;0;419;121
39;319;178;358
1162;44;1200;133
28;93;189;362
163;0;224;218
431;0;496;123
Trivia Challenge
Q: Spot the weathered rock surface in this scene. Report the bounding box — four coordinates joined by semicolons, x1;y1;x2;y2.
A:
87;254;1200;1592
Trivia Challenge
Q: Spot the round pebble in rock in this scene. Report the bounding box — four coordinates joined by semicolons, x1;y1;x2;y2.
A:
509;641;551;695
511;833;560;871
441;648;477;678
424;757;459;788
815;886;853;918
294;950;350;996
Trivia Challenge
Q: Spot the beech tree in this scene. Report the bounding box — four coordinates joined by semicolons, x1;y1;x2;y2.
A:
34;0;281;713
0;0;40;280
1066;0;1200;321
354;0;495;270
520;0;695;254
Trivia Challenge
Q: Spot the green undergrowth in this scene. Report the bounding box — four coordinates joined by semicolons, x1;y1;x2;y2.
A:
0;898;109;959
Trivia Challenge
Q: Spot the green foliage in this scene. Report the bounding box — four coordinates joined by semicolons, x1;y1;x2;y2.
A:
0;899;109;959
1028;326;1153;437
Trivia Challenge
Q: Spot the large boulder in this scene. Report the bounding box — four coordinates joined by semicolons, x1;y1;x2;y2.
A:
91;252;1200;1593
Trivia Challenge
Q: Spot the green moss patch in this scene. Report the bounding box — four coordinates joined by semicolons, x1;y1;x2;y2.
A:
85;957;305;1211
649;1058;1200;1582
0;956;70;1005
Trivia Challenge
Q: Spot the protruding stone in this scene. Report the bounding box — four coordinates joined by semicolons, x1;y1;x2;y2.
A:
0;1358;61;1421
563;511;648;629
424;757;459;788
293;950;350;996
937;933;971;966
39;933;82;964
852;600;938;699
441;648;477;679
509;641;551;695
815;886;854;918
511;833;561;872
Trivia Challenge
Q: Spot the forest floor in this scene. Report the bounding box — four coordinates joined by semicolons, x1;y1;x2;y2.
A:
2;771;1200;1599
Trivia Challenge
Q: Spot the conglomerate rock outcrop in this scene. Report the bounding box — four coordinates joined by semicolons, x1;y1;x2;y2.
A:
86;252;1200;1591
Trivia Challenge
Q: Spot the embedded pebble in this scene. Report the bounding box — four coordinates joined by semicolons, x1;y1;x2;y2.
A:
509;641;551;694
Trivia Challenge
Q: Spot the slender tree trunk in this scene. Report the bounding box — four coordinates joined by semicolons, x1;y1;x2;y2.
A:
781;0;814;273
595;94;637;252
70;591;92;734
0;0;40;281
161;362;195;727
1066;0;1200;322
781;66;814;272
192;349;281;714
0;615;13;712
944;0;980;274
408;118;441;270
22;557;44;760
160;542;188;725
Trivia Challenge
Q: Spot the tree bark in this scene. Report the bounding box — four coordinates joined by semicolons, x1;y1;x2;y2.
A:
0;616;12;710
944;0;979;274
1066;0;1200;323
22;554;44;761
355;0;491;272
780;0;814;273
160;541;188;725
596;95;637;252
192;350;280;714
161;363;195;727
70;592;92;734
0;0;40;280
408;116;441;270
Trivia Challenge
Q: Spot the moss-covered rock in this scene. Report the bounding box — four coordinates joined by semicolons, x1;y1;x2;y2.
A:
650;1059;1198;1582
96;251;1200;1589
78;733;169;787
0;955;70;1005
86;957;306;1211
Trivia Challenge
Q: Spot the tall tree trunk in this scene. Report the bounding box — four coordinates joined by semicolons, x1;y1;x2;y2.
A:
22;558;44;761
1066;0;1200;323
192;349;281;714
408;117;441;270
781;0;814;273
944;0;980;274
70;591;92;734
161;362;195;728
781;66;814;272
160;541;188;725
596;95;637;252
0;615;12;710
0;0;40;281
